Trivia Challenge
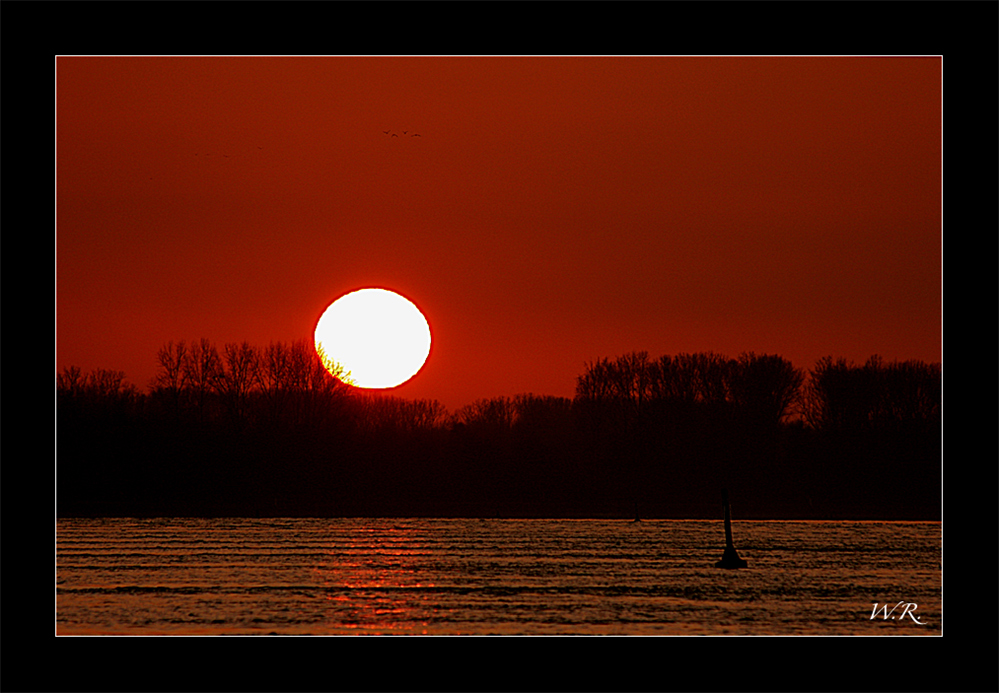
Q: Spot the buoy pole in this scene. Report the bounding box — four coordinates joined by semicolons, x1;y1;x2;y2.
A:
723;488;735;549
715;488;748;569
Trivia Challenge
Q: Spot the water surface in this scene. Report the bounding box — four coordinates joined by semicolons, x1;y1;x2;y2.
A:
56;518;941;635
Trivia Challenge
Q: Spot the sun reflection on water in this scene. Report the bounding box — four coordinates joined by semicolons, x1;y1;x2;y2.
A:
314;523;443;634
57;518;941;636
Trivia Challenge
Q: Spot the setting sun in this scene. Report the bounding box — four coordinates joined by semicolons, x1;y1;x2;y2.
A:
55;51;946;645
314;288;431;389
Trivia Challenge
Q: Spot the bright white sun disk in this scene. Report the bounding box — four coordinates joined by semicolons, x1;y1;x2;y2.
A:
314;288;431;389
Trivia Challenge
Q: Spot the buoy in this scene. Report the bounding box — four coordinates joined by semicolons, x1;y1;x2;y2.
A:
715;488;748;569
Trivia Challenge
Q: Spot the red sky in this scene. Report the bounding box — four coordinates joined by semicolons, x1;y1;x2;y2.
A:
56;56;941;413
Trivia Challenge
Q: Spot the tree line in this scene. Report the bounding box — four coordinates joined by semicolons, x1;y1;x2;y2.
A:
56;341;941;520
574;350;939;434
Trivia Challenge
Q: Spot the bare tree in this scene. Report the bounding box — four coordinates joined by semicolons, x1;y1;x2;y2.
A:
258;341;293;424
692;353;732;407
184;338;222;423
88;368;133;400
454;396;516;431
152;340;188;418
803;356;879;431
575;353;653;426
579;351;733;412
217;341;260;426
57;365;85;397
866;357;940;434
58;367;140;420
513;394;572;430
261;341;290;394
152;340;188;391
727;352;804;427
354;395;449;434
296;341;353;427
619;351;653;414
575;356;617;402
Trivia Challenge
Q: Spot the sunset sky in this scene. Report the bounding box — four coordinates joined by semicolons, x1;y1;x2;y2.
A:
56;56;941;412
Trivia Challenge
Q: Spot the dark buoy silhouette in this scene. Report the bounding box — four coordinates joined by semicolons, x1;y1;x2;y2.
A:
715;488;748;569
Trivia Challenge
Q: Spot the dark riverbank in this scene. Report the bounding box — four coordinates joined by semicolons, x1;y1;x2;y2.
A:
57;349;940;521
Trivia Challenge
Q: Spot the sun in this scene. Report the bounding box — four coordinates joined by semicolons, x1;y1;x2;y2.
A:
314;288;432;389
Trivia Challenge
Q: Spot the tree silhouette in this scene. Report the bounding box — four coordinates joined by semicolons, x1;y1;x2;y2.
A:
576;350;739;420
151;340;188;420
183;337;223;424
57;365;85;401
866;357;941;435
513;394;573;434
56;339;940;520
727;352;804;428
354;394;449;434
453;396;517;433
58;365;138;420
801;355;935;433
258;340;293;425
217;341;260;428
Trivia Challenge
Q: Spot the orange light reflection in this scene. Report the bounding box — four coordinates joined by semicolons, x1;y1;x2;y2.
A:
313;524;442;634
